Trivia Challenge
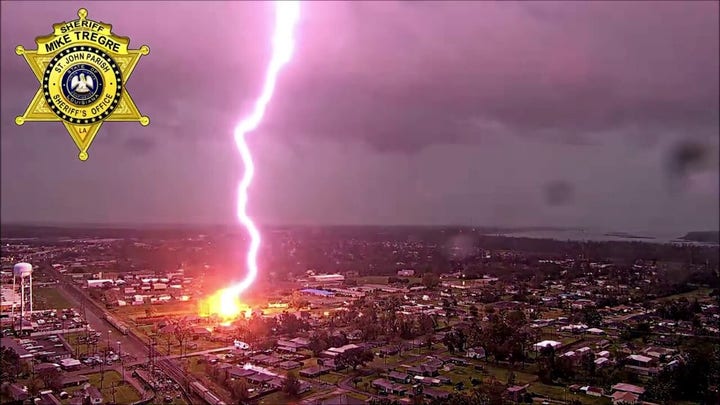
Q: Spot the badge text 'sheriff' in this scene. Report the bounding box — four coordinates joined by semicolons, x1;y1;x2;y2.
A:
15;8;150;161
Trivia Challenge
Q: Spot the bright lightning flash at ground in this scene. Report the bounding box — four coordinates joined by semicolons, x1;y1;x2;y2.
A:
200;1;300;320
198;289;252;322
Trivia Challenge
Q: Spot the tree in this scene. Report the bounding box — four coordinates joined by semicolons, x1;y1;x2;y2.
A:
110;382;118;404
230;379;251;403
506;370;516;386
174;320;191;357
27;376;42;396
277;312;310;335
337;348;375;370
216;369;228;386
580;352;596;376
422;273;440;289
282;371;301;398
37;367;63;391
443;328;467;353
443;332;455;353
0;346;20;382
424;334;434;351
308;336;329;356
537;346;557;384
205;361;218;379
144;302;155;318
646;378;673;403
418;314;435;334
289;292;309;310
581;307;602;327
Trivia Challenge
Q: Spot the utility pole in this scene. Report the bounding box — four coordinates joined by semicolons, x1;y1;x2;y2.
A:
111;381;117;404
150;336;157;369
117;341;124;382
100;353;105;389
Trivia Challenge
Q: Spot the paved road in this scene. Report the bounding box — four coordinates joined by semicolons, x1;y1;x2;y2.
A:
55;281;149;360
50;268;214;404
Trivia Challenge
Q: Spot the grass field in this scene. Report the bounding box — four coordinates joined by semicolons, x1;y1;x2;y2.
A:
652;288;713;303
34;287;73;310
444;362;538;386
184;357;207;375
64;332;93;357
560;337;580;346
347;392;370;401
256;380;325;404
316;372;345;385
355;276;390;284
131;324;227;356
60;371;141;405
113;301;197;321
530;383;610;405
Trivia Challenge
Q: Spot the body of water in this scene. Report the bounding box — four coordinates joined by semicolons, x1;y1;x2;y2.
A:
486;229;718;246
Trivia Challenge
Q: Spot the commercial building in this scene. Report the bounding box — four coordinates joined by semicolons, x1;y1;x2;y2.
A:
309;274;345;283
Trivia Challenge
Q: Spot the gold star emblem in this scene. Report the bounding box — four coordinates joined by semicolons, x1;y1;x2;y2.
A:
15;8;150;161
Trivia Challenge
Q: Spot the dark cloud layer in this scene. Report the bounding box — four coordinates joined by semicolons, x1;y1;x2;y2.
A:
1;1;717;231
263;1;719;152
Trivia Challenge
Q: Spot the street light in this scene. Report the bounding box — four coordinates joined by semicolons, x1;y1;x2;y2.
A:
100;329;110;390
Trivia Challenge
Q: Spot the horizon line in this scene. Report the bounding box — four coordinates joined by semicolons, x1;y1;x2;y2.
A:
0;221;716;235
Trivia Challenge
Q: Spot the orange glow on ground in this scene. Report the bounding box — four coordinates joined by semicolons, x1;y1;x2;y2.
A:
198;288;252;322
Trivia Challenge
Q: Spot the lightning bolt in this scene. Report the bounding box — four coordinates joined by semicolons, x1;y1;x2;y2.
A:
223;2;300;301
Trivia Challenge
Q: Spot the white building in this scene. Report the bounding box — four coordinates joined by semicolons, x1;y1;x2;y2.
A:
309;274;345;283
533;340;562;351
87;279;114;288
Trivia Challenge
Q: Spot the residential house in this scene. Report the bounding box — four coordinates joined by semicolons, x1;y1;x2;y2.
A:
594;357;611;368
247;372;274;387
277;360;302;370
3;383;29;403
387;371;411;384
300;366;330;378
611;391;639;404
36;392;62;405
289;337;311;348
86;386;103;404
625;355;657;368
227;366;256;379
423;388;450;400
61;375;90;388
372;378;407;396
405;364;440;377
505;385;529;402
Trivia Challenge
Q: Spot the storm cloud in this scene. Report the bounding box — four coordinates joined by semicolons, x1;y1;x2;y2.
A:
1;1;717;232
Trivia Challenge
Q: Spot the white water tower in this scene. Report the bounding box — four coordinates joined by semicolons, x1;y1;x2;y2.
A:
11;262;33;321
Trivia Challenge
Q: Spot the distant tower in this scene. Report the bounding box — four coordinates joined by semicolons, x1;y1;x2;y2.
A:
11;262;33;324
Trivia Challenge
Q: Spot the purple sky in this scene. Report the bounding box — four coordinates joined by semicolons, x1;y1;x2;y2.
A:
1;1;718;233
